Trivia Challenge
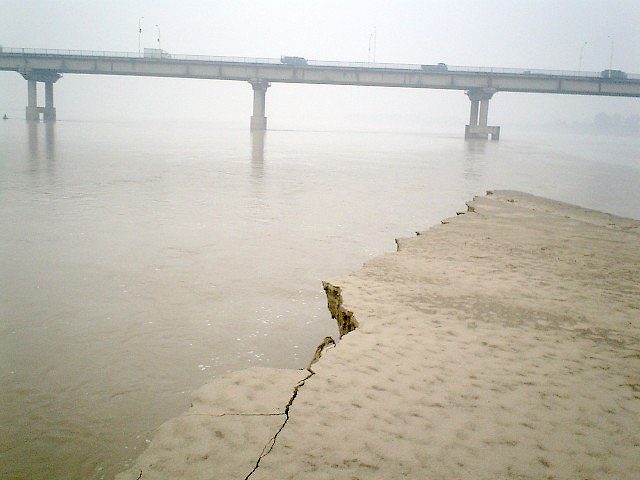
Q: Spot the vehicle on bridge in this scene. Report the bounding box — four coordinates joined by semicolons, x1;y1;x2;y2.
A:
144;48;171;59
600;69;627;80
421;63;448;72
281;56;308;66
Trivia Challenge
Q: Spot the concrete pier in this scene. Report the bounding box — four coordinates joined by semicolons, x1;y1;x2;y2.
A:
468;98;479;128
44;81;56;121
465;88;500;140
250;80;269;130
21;70;61;121
26;79;38;121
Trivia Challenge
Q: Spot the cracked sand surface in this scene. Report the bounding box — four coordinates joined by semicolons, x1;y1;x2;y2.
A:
114;368;310;479
116;191;639;479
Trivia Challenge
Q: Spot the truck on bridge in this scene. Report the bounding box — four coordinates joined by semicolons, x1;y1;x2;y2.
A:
601;69;628;80
144;48;171;59
280;56;308;66
421;63;448;72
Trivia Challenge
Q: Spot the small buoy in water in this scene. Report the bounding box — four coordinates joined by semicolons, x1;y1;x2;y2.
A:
2;114;7;120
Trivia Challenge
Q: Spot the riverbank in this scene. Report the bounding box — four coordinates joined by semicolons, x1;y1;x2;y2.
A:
116;190;640;479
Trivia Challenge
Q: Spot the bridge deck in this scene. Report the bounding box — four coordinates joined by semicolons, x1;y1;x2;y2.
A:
2;48;640;97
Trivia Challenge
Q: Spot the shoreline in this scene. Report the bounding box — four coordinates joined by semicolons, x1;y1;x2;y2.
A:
116;190;640;479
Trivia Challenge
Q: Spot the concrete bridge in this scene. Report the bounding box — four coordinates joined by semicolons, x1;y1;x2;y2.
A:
2;47;639;139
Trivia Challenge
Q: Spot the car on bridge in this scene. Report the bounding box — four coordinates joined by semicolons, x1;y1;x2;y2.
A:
600;69;627;80
281;56;308;66
421;63;448;72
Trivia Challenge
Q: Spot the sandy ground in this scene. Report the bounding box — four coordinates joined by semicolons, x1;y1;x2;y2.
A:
116;190;639;480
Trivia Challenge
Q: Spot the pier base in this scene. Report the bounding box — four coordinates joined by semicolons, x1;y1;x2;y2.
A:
465;88;500;140
42;108;57;121
25;106;40;121
465;125;500;140
250;115;267;130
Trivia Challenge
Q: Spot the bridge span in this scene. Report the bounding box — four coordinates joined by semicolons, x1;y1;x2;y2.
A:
2;47;639;139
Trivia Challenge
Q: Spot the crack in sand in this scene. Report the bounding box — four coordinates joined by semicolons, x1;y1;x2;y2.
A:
183;412;285;418
244;371;314;479
243;336;337;478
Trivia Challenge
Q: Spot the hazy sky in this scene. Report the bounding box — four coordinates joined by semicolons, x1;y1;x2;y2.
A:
1;0;639;129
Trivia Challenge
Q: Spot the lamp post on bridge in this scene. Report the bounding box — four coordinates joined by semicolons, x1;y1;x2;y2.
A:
156;24;161;51
138;16;144;54
578;41;587;72
373;26;377;62
607;35;614;70
366;27;377;63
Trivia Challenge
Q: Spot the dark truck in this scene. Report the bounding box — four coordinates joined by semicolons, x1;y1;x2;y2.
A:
421;63;448;72
281;56;308;66
600;69;627;80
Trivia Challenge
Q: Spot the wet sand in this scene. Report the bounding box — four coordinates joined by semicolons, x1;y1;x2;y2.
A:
116;190;640;479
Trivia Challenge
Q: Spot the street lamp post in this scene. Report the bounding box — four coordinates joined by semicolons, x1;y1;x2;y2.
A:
578;41;587;72
138;16;144;54
156;24;161;51
373;26;377;63
607;35;614;70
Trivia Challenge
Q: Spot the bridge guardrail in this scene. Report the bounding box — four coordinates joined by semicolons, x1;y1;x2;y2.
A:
1;47;638;80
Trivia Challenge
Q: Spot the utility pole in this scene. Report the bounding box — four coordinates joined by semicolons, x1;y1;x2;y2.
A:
578;41;587;72
373;26;377;63
138;16;144;54
156;24;161;51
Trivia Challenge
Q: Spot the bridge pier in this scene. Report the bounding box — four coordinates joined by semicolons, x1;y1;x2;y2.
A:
465;88;500;140
44;81;56;121
249;80;269;130
26;80;39;121
21;70;62;122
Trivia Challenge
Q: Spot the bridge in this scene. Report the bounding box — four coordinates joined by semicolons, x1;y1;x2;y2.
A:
2;47;640;140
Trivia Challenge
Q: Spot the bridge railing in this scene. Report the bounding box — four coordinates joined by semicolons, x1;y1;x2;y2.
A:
2;47;638;80
1;47;142;58
170;53;280;64
0;47;282;65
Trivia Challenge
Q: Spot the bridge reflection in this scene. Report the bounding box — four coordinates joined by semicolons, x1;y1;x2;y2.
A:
27;122;56;174
251;130;265;180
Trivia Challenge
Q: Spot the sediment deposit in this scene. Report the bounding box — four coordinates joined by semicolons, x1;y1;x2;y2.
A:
117;190;640;480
